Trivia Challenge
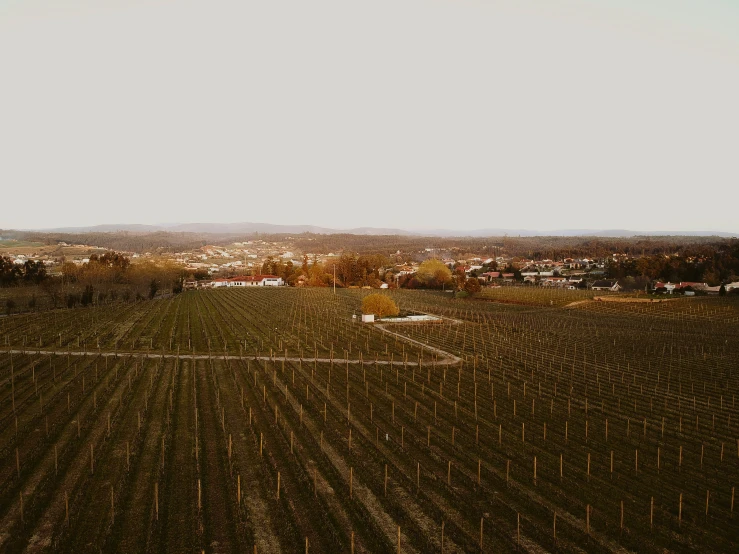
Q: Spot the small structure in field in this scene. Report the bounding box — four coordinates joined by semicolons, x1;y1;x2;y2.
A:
379;314;443;323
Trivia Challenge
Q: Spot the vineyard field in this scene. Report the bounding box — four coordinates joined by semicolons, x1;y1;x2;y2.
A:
1;287;738;553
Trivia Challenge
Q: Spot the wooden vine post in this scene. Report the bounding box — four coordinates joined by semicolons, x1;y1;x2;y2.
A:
480;517;484;550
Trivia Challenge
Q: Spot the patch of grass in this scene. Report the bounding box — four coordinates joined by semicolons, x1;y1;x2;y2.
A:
475;286;597;306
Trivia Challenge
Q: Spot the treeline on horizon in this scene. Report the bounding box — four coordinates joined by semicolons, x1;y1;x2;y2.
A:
606;240;739;287
2;231;738;294
4;229;736;259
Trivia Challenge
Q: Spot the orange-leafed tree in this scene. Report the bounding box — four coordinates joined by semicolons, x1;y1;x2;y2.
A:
361;294;399;318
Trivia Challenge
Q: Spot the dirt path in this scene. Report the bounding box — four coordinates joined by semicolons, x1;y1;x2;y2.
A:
374;325;462;366
563;299;592;308
0;346;463;367
564;296;678;308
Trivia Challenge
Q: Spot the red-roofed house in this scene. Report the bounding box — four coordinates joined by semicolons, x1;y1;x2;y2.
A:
676;282;708;291
481;271;501;282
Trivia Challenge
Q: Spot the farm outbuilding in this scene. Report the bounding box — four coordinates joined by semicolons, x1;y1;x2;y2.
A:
591;280;621;292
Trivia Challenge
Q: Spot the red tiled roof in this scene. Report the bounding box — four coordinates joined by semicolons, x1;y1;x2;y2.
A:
676;282;705;289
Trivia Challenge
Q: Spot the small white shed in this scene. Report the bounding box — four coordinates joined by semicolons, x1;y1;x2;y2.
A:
361;314;375;323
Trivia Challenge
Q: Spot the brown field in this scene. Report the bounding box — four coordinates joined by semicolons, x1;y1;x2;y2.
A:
0;287;737;552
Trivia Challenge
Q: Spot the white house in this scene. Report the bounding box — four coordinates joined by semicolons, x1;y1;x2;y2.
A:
654;282;677;293
211;274;283;288
259;276;283;286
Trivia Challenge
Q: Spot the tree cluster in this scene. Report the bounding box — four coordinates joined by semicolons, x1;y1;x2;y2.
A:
0;256;48;287
399;259;452;290
3;252;187;313
607;242;739;286
361;294;399;318
255;253;391;288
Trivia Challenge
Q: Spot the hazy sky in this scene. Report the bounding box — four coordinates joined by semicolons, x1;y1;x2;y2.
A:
1;0;738;233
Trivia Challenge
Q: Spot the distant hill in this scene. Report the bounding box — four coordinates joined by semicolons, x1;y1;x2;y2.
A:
412;228;738;238
164;222;339;235
26;222;738;238
36;222;417;236
35;224;163;233
162;223;415;236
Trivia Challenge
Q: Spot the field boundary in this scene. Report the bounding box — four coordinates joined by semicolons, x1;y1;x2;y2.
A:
0;347;462;366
